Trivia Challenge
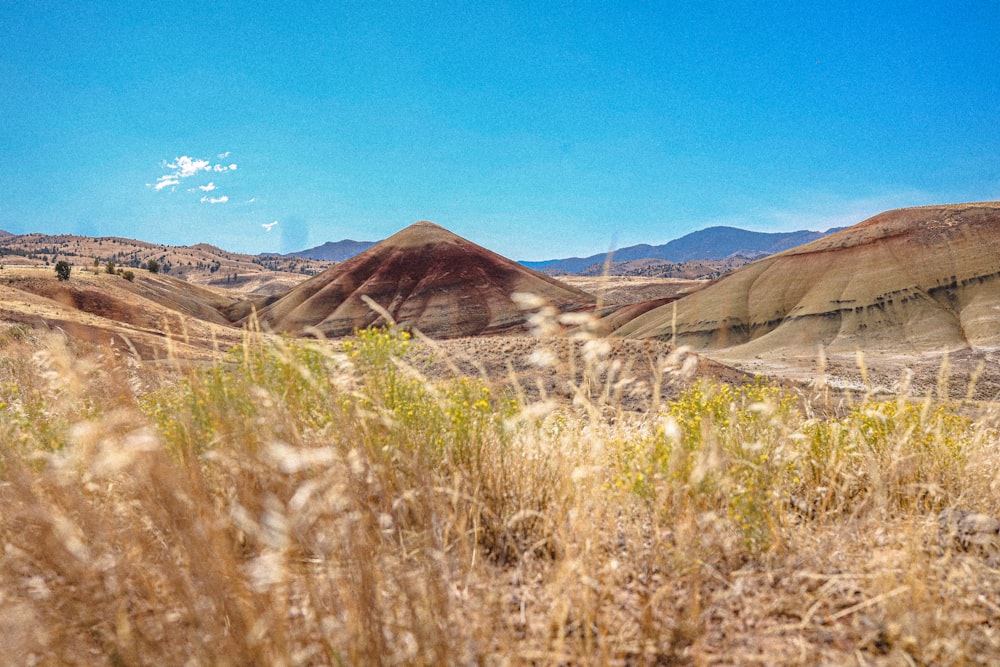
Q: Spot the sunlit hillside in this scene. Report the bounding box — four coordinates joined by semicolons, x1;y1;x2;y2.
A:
0;233;331;295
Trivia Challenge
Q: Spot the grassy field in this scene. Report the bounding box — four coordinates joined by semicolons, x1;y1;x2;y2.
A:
2;316;1000;665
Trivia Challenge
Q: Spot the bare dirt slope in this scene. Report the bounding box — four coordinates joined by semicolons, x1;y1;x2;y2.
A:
0;266;244;359
617;202;1000;356
254;221;597;338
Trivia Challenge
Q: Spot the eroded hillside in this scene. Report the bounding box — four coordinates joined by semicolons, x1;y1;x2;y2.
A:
255;221;597;338
618;203;1000;356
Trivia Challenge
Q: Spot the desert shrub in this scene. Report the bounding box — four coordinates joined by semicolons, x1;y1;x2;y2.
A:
54;260;70;281
798;396;980;516
613;378;801;552
612;378;988;552
142;327;553;563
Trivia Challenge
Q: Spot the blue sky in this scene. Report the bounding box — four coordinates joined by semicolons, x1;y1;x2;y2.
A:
2;1;998;260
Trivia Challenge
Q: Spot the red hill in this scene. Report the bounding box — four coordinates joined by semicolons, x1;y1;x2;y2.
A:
254;221;596;338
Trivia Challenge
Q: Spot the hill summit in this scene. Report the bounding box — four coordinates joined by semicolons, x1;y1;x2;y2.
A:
254;221;596;338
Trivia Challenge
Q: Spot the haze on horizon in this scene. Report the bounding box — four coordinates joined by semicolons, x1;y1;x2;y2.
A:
2;2;997;260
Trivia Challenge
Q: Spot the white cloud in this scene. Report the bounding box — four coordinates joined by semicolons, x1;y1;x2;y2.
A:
247;197;257;203
149;153;237;197
262;221;278;232
166;156;211;178
153;176;179;191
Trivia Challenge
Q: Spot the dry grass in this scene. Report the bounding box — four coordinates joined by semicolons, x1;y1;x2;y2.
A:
2;310;1000;665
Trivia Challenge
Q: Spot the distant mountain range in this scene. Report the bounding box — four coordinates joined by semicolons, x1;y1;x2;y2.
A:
287;239;377;261
289;226;840;271
284;227;842;273
0;225;841;279
517;226;845;274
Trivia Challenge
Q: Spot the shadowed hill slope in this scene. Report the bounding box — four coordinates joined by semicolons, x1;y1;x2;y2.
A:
617;203;1000;355
254;221;597;338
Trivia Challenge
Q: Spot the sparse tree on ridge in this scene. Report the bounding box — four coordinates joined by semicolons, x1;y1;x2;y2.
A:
55;261;71;281
146;259;160;274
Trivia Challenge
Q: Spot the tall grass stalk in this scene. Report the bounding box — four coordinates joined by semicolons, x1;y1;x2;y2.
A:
1;321;1000;664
